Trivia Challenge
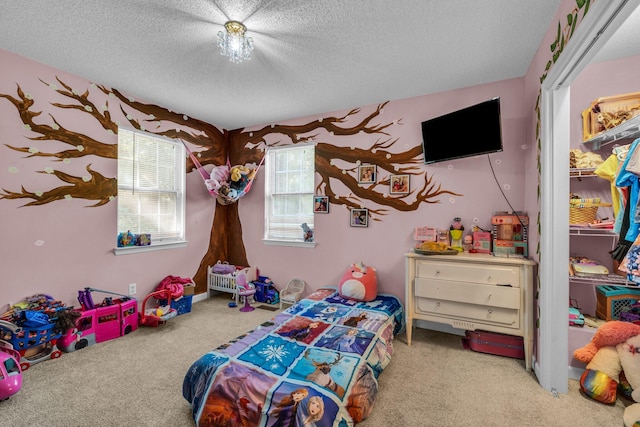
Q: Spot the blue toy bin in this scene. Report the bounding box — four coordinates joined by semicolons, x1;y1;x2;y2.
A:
158;294;193;316
9;322;61;351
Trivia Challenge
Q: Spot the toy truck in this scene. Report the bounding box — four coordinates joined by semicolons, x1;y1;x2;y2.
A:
252;276;280;305
58;288;138;353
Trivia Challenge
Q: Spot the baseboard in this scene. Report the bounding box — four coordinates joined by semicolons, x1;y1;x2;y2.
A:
192;293;209;304
568;365;585;381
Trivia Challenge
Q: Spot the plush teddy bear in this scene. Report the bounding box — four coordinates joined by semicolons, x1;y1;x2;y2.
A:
573;320;640;426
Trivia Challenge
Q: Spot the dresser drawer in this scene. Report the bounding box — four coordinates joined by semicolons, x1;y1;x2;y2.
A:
415;278;520;309
415;296;520;328
415;260;521;287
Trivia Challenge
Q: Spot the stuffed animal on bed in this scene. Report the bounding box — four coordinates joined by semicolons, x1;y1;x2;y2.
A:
573;320;640;427
338;262;377;302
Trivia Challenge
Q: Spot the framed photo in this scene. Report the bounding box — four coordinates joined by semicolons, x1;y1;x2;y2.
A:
350;208;368;227
390;174;410;195
314;196;329;213
358;164;376;184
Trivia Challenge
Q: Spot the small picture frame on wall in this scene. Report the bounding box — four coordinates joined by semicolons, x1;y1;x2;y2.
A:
314;196;329;213
350;208;368;227
358;164;376;184
389;174;410;195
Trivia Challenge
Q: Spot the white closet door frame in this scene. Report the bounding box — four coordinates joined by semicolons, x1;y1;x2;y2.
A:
539;0;639;394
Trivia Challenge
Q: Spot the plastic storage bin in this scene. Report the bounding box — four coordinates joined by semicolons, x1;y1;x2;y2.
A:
596;285;640;320
159;294;193;315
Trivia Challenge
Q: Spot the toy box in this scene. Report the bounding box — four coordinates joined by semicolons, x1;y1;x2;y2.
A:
491;213;528;257
472;231;491;253
582;91;640;141
159;294;193;315
183;282;195;296
414;226;437;241
596;285;640;321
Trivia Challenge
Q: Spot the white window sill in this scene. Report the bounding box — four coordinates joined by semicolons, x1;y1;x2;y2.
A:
262;239;316;248
114;240;188;255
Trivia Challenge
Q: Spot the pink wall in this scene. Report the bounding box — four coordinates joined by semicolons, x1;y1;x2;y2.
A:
0;49;216;308
239;78;530;298
0;47;530;310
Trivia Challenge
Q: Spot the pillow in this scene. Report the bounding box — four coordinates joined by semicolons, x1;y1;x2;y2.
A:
338;262;377;302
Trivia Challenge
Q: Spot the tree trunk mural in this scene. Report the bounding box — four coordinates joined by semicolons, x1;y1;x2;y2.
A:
1;78;460;294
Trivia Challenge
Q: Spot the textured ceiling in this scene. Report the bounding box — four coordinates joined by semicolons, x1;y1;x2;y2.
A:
0;1;637;131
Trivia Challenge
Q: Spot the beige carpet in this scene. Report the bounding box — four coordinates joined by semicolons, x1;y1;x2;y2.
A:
0;295;625;426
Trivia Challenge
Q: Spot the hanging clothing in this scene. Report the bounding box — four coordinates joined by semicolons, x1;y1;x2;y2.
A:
595;153;621;219
615;138;640;243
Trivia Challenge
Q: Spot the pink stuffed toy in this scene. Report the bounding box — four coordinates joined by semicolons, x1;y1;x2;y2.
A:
204;165;230;194
338;262;377;302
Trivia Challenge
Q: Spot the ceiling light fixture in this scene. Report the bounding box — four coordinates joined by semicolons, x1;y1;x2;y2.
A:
217;21;254;63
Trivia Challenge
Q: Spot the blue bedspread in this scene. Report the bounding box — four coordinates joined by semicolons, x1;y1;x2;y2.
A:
183;289;404;426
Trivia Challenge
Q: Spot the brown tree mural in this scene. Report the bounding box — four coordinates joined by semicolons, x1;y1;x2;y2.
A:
1;78;460;292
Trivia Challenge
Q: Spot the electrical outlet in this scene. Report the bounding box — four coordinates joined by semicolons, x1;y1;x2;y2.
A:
128;283;137;295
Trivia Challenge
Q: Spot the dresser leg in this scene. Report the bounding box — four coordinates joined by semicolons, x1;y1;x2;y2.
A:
524;339;532;371
406;319;412;345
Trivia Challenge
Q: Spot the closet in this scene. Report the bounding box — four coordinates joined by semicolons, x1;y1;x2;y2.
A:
568;113;640;379
540;0;640;395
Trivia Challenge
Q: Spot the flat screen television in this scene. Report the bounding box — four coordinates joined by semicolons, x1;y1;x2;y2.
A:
421;97;503;164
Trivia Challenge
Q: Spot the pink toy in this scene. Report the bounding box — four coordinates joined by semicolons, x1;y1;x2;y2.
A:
338;262;378;302
0;320;23;400
63;288;138;351
235;271;256;312
139;290;178;327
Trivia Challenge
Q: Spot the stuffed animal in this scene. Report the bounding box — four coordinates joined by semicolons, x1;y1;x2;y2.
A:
301;223;314;242
204;165;230;194
338;262;377;302
230;165;255;191
573;320;640;426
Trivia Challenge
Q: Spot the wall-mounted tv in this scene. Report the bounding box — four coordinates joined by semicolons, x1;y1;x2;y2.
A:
421;97;503;164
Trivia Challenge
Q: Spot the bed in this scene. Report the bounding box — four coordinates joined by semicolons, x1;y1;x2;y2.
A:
183;288;405;426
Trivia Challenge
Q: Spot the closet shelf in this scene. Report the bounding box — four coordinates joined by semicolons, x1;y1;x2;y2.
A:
569;227;616;237
569;168;597;178
585;114;640;150
569;273;635;287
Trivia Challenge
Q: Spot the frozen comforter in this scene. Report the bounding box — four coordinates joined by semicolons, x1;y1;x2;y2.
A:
183;288;405;426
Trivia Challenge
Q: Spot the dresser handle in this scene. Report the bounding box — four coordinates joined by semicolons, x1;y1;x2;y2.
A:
436;301;440;306
487;308;493;314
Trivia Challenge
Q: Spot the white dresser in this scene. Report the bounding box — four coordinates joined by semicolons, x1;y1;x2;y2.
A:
405;252;536;370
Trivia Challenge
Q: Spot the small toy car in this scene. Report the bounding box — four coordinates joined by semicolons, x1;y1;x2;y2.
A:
569;307;585;327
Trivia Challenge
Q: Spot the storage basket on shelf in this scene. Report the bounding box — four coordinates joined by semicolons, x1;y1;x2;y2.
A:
569;197;612;225
596;285;640;321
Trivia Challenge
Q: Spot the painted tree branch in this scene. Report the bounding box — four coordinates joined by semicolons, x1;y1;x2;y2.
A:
0;164;116;207
101;86;228;169
0;82;117;159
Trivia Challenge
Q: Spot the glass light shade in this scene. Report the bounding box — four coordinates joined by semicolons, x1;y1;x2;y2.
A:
217;21;254;63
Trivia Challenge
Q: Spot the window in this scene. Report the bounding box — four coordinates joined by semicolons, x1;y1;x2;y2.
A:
264;144;315;245
116;128;186;253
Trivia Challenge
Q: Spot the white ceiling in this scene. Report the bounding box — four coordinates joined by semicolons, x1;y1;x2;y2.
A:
0;1;637;131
